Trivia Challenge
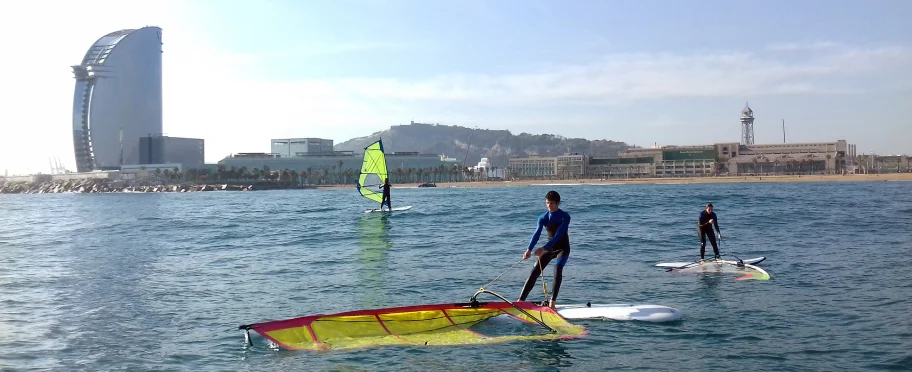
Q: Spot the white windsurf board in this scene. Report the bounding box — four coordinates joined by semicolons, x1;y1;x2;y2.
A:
364;205;413;213
555;303;682;322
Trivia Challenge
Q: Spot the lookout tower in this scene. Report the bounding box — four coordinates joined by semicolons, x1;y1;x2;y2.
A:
740;102;755;146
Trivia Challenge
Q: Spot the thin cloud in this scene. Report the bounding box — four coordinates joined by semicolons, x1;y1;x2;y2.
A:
766;41;843;52
268;40;416;59
266;44;912;105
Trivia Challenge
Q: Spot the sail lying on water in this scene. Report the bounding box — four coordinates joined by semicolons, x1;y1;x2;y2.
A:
357;139;389;205
238;300;587;352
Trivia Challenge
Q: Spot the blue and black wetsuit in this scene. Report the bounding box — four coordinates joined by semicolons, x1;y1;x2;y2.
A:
519;209;571;303
698;210;720;259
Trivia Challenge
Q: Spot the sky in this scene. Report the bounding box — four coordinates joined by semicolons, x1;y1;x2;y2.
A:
0;0;910;175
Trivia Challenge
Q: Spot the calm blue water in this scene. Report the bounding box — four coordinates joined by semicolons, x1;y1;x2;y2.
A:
1;181;911;371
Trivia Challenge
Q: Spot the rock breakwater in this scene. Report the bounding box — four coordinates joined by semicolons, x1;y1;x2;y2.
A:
0;179;315;194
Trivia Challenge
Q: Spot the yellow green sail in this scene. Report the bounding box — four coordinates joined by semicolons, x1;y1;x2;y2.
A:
357;139;389;204
240;300;587;352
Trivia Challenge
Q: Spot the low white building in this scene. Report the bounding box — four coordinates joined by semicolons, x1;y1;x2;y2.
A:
471;158;505;179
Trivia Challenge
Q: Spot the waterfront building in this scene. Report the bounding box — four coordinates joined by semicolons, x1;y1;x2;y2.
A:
271;138;334;157
139;135;205;166
72;26;163;172
508;155;558;179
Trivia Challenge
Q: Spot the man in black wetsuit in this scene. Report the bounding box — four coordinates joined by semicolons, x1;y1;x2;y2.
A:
379;178;392;211
698;203;722;262
518;190;571;309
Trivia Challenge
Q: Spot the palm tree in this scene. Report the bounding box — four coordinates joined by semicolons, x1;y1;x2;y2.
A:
290;170;299;186
449;165;458;182
338;160;344;184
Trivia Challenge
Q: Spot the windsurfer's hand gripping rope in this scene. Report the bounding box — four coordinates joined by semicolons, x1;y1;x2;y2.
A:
700;220;722;239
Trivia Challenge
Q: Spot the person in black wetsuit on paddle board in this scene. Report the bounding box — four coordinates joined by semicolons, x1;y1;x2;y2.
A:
698;203;722;262
518;190;571;310
379;178;392;211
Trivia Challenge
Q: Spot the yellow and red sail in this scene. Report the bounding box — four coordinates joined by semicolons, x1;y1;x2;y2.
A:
242;301;587;351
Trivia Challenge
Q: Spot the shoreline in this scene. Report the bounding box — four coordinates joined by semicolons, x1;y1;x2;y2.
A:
3;173;909;194
316;173;912;189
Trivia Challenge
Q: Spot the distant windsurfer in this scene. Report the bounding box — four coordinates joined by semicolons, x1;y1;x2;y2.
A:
379;178;392;211
698;203;722;262
518;190;571;309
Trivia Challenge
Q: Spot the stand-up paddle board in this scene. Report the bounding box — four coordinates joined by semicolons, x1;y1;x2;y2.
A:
364;205;413;213
555;302;682;322
655;256;765;268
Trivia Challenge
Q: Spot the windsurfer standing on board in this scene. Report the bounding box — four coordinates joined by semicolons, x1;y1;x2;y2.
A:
698;203;722;263
518;190;571;310
379;177;392;211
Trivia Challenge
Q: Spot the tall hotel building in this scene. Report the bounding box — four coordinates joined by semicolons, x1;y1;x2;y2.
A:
72;26;163;172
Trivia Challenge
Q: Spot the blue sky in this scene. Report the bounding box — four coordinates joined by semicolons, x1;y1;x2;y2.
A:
0;0;910;174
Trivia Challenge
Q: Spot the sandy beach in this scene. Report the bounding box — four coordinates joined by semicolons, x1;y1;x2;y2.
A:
318;173;912;190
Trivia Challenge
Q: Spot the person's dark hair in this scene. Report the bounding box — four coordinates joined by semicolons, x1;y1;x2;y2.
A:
546;190;561;204
706;203;713;208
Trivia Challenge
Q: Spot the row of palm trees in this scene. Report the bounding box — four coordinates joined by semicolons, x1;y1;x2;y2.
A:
175;164;501;185
156;153;856;185
740;154;835;175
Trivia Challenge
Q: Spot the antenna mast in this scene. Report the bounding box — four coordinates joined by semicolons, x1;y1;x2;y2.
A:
782;119;786;143
119;126;124;167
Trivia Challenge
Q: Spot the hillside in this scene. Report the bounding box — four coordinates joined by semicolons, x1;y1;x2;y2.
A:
334;122;629;167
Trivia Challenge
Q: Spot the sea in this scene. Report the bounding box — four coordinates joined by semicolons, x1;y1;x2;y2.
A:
1;181;910;371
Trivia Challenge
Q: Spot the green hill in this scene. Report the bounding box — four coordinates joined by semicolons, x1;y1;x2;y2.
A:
334;122;629;167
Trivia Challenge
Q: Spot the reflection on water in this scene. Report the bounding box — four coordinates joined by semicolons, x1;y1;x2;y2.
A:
517;340;574;370
357;213;392;308
699;273;723;291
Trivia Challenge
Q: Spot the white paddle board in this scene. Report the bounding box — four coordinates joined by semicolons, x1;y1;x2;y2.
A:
364;205;413;213
555;303;682;322
655;256;765;268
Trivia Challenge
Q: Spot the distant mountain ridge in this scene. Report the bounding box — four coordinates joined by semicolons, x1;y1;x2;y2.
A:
334;122;629;167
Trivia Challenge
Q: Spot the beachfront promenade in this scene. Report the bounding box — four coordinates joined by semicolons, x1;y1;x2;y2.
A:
317;173;912;190
2;173;909;194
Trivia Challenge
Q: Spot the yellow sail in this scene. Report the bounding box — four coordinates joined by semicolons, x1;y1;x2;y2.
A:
357;139;389;204
240;300;587;352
